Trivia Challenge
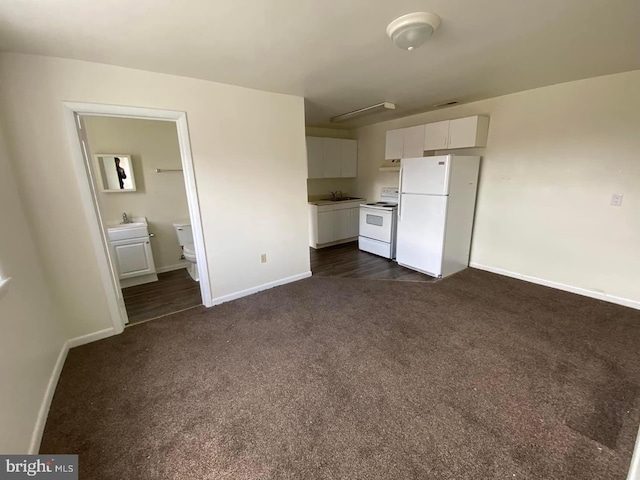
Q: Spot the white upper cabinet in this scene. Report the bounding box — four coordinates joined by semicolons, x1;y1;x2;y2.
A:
306;137;358;179
424;120;450;151
423;115;490;151
447;115;489;149
306;137;324;179
385;129;405;160
402;125;426;158
323;138;342;178
341;139;358;178
385;126;425;159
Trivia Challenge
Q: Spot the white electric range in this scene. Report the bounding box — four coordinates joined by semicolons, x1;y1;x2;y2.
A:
358;187;399;259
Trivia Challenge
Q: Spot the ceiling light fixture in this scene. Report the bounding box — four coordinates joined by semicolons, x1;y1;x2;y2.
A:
330;102;396;123
387;12;441;51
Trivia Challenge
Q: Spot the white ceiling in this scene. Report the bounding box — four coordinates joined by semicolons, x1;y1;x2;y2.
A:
1;0;638;127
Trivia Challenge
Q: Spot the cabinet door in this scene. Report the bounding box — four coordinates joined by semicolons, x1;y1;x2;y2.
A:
317;211;335;244
113;239;155;279
424;120;450;151
334;208;352;240
349;207;360;237
447;116;479;149
340;139;358;178
385;129;404;160
402;125;425;158
323;138;342;178
306;137;324;179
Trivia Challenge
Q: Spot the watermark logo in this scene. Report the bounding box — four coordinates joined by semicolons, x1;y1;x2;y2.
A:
0;456;77;479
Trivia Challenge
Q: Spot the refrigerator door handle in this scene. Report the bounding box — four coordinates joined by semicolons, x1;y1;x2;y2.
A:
398;165;404;221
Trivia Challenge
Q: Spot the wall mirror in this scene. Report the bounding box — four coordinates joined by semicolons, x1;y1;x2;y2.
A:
95;154;136;192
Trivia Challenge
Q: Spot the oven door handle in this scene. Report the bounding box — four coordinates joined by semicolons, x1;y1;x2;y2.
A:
398;166;403;221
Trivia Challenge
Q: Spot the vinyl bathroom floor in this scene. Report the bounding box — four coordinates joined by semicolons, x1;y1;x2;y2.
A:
122;268;202;325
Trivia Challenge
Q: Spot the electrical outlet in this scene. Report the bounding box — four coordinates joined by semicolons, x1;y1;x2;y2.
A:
611;193;624;207
260;253;267;263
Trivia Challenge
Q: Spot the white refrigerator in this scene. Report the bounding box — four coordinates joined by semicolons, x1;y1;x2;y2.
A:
396;155;480;278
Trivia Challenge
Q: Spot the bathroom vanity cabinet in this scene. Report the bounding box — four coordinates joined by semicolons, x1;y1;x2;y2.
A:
111;238;156;279
107;218;158;288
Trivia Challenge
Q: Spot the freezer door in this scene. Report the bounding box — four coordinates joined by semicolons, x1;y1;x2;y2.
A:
396;194;447;277
400;155;451;195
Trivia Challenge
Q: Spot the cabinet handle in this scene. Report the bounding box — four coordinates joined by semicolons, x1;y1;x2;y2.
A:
146;241;150;244
149;233;155;238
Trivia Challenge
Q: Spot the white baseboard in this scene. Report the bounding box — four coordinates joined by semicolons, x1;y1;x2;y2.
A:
29;326;116;453
212;271;312;306
156;263;188;274
470;263;640;310
67;327;115;349
29;341;69;454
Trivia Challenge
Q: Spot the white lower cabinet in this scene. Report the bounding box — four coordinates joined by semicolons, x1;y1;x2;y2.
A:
349;207;359;238
309;201;363;248
316;211;335;245
112;237;156;279
334;208;352;241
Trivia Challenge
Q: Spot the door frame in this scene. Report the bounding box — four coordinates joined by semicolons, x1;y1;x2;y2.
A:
62;102;213;334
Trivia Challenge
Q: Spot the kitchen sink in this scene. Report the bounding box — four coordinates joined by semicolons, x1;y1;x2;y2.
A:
331;197;360;202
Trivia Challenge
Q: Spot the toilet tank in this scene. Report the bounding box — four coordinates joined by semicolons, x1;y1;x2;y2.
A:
173;220;194;247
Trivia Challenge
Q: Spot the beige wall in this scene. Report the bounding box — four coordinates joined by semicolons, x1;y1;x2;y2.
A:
305;126;359;198
83;116;189;271
354;70;640;305
0;126;67;453
0;53;310;339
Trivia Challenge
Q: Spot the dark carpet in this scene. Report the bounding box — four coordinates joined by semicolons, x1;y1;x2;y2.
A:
40;269;640;479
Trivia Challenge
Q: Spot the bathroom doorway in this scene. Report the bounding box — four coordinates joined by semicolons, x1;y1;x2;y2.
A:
63;103;212;332
82;116;202;324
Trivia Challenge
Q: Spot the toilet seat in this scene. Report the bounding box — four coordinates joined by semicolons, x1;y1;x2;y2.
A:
183;243;197;263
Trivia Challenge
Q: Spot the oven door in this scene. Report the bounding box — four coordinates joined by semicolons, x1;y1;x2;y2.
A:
359;207;392;243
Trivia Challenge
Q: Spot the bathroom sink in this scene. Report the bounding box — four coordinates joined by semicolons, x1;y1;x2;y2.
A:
108;221;147;230
107;217;149;241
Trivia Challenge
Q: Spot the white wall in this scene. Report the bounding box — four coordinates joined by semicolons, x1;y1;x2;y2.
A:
83;116;190;271
0;125;67;453
0;53;310;339
305;126;358;198
354;70;640;305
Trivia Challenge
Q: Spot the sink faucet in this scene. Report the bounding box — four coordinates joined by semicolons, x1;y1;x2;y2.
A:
121;212;130;224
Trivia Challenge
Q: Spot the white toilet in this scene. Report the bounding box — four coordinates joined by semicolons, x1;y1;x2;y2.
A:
173;220;199;282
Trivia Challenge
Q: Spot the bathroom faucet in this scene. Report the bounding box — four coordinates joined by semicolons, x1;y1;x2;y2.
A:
121;212;130;224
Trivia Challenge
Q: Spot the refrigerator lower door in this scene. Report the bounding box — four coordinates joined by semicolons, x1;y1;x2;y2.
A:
396;194;447;277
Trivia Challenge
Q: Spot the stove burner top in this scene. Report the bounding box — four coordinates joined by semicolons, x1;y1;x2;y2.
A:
363;202;398;211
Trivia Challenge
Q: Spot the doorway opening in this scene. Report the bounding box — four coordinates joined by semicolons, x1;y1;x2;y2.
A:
63;103;212;333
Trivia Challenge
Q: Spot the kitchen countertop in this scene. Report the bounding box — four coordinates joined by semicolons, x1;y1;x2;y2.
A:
308;197;366;206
